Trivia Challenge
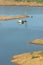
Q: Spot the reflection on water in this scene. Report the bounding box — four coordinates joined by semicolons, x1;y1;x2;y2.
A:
0;6;43;65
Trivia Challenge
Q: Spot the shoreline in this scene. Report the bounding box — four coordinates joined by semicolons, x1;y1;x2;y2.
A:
0;1;43;7
0;15;30;20
30;39;43;45
11;51;43;65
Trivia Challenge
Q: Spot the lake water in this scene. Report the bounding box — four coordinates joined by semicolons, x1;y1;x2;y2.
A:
0;6;43;65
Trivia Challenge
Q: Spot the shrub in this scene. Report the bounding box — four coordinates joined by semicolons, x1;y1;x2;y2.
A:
32;55;39;59
39;51;43;57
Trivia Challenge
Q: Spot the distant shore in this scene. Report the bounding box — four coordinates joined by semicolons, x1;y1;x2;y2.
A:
0;1;43;6
30;39;43;45
0;15;30;21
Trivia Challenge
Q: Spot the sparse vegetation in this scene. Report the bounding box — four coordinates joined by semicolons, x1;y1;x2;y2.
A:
39;51;43;57
30;52;33;55
36;0;43;2
1;0;43;2
11;51;43;65
31;55;39;59
0;0;43;6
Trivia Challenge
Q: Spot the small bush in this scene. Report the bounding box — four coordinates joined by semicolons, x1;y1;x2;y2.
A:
14;0;25;2
30;52;33;55
32;55;39;59
36;0;43;2
27;0;33;2
39;51;43;57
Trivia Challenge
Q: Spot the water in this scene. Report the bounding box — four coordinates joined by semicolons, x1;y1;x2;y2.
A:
0;6;43;65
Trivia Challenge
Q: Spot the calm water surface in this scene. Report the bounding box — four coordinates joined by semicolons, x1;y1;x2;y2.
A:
0;6;43;65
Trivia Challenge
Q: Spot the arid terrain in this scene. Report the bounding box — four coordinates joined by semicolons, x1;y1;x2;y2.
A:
30;39;43;45
0;1;43;6
0;15;30;20
11;51;43;65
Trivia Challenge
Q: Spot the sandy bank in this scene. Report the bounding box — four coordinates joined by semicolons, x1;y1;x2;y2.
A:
30;39;43;45
11;51;43;65
0;1;43;6
0;15;30;21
